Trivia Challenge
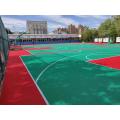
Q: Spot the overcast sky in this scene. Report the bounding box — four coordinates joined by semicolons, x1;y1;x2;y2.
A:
1;15;111;33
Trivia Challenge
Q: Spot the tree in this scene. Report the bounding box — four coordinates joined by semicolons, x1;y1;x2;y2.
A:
98;19;112;37
98;18;117;42
91;28;98;39
112;15;120;37
81;16;120;43
81;28;98;42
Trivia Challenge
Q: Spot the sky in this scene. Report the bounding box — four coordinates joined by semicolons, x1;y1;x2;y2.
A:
1;15;111;33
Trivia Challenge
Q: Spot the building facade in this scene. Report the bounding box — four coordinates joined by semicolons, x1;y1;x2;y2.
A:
8;33;80;45
53;28;68;34
68;24;78;34
78;24;85;35
53;24;85;35
27;21;47;34
8;34;80;40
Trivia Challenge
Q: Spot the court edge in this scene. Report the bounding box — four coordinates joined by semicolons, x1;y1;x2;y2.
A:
19;56;49;105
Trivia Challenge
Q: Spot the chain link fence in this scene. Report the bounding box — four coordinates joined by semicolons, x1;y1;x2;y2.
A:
0;17;9;81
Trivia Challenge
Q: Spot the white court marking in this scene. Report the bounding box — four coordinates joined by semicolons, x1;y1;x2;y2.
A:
85;52;120;71
36;50;82;83
85;52;120;61
20;56;49;105
20;45;120;104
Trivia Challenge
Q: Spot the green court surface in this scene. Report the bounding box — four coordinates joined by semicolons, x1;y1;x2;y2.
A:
21;43;120;105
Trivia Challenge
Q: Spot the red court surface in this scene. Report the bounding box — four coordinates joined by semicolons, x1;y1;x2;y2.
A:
88;42;106;45
24;47;51;50
89;56;120;70
0;48;46;105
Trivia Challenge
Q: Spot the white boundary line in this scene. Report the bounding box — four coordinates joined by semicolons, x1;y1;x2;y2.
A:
85;53;120;71
19;56;49;105
36;52;81;83
23;47;82;82
23;49;31;55
86;60;120;71
23;46;120;74
86;52;120;61
21;46;120;104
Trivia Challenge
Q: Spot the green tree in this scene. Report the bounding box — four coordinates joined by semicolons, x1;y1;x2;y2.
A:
81;16;120;43
98;18;117;43
98;19;111;37
81;28;98;42
112;15;120;37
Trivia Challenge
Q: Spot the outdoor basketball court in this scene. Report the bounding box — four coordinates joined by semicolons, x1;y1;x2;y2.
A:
20;43;120;105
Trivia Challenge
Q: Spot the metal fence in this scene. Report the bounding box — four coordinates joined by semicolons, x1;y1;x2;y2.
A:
0;17;9;81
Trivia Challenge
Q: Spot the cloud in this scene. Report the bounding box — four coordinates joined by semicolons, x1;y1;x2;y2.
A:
77;15;110;20
1;15;80;32
76;15;111;28
48;23;64;29
48;23;65;32
91;15;111;20
1;15;111;32
1;16;26;32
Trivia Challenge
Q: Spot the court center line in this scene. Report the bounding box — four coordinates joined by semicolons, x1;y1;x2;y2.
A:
36;50;82;83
